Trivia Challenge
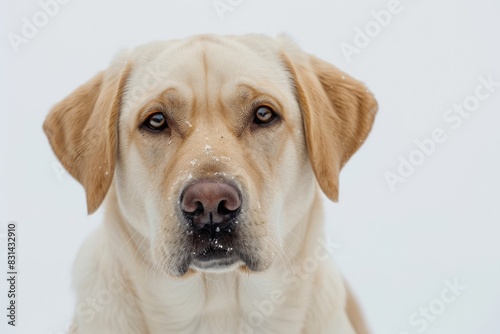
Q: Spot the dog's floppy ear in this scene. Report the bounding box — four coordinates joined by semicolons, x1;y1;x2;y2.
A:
43;61;131;214
281;42;377;202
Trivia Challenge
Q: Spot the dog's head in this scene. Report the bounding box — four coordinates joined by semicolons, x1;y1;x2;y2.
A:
43;35;377;277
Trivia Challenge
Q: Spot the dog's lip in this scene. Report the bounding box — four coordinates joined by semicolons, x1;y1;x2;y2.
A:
192;244;237;262
188;243;243;271
190;249;242;272
174;245;264;275
191;256;240;269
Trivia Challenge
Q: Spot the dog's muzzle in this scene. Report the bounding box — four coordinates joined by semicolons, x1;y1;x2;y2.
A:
180;178;243;268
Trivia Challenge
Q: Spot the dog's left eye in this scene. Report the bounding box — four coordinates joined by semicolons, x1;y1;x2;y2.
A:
143;112;168;131
253;106;278;125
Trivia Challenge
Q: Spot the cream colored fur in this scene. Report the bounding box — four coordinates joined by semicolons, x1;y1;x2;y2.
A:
43;34;377;334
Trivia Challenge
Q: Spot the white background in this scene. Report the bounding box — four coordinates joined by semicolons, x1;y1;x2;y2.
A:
1;0;499;333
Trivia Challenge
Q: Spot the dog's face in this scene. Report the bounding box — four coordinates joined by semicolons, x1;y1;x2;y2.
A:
43;35;377;277
116;36;312;276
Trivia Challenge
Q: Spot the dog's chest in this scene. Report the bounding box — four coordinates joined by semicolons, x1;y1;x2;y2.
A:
141;272;309;334
141;273;241;333
197;276;242;333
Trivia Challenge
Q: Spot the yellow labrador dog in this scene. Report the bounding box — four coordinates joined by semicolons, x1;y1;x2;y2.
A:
44;34;377;334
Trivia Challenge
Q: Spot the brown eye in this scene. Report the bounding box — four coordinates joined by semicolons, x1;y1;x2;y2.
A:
143;112;167;131
254;106;277;125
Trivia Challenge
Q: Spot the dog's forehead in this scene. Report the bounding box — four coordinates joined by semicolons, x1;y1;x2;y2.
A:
122;35;295;118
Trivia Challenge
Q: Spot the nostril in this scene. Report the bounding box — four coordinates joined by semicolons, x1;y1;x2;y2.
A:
218;200;237;215
222;193;240;211
190;201;204;215
182;201;203;216
181;194;204;215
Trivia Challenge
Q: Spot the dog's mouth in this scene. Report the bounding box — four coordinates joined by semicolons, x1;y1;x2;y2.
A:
193;244;236;261
189;236;243;272
169;234;268;276
191;247;242;272
178;211;243;272
171;228;265;275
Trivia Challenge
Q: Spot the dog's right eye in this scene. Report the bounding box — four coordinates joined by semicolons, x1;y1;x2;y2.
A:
142;112;168;132
253;106;278;126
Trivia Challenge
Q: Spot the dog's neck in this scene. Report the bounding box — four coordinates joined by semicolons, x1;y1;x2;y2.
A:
101;185;331;333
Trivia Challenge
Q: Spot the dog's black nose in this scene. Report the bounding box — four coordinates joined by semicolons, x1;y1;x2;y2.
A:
181;180;241;230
